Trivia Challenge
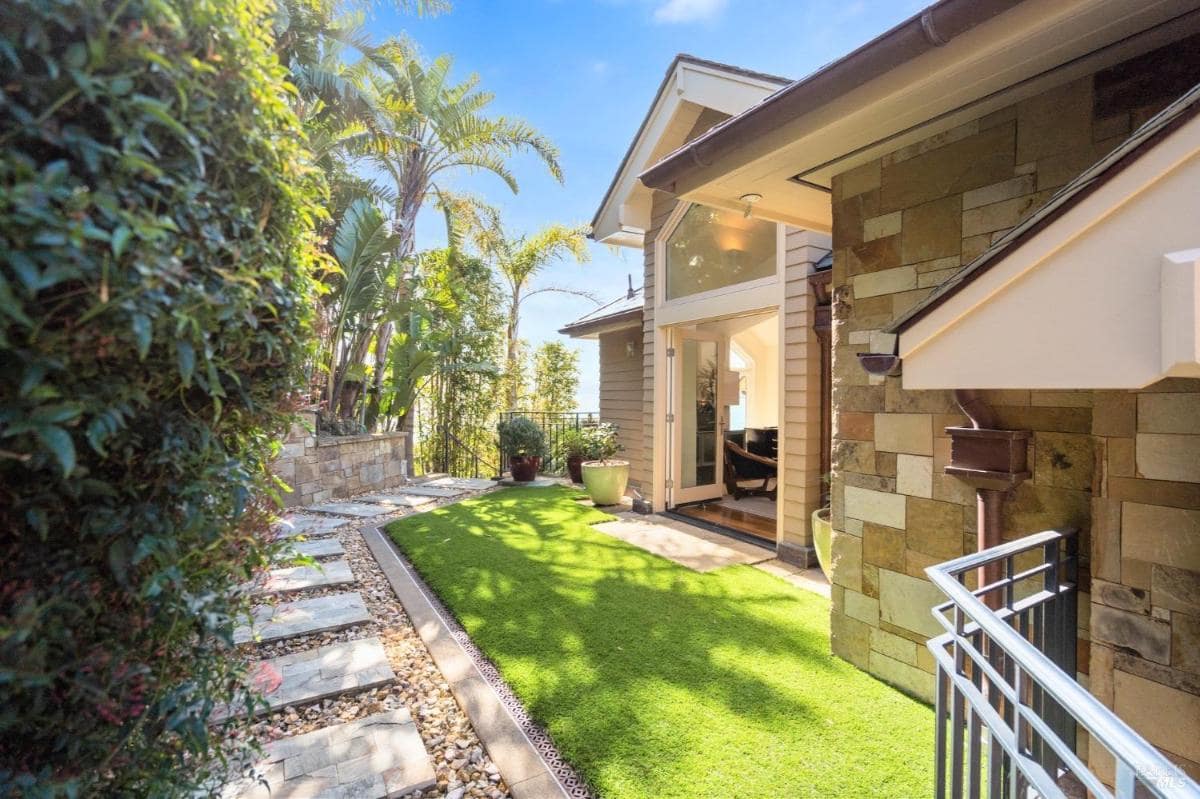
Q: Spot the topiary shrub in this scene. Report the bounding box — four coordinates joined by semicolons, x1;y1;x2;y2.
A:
0;0;320;795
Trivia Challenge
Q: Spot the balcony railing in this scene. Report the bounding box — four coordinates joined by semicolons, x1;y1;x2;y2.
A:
926;529;1198;799
498;410;600;475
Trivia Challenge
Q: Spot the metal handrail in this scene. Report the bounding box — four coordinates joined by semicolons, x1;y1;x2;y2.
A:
927;529;1199;798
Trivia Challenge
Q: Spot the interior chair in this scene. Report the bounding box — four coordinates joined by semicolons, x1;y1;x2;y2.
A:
723;428;778;500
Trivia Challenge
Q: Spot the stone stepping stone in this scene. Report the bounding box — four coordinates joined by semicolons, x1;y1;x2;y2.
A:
278;538;346;560
234;592;370;645
233;709;435;798
357;492;438;508
391;484;466;498
424;476;495;491
246;637;395;715
260;560;355;594
274;514;348;539
306;501;392;518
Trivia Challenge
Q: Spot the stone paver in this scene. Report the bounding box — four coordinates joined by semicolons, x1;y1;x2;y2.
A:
234;593;370;645
754;559;832;598
424;476;495;491
356;492;438;508
496;477;560;488
260;560;355;594
248;637;395;714
387;485;466;498
280;538;346;560
592;513;772;572
275;514;350;539
235;709;435;799
306;501;393;518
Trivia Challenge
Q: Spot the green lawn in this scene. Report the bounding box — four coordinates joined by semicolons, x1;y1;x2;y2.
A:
387;486;933;799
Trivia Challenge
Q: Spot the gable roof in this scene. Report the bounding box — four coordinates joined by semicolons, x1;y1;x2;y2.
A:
590;54;789;248
888;80;1200;336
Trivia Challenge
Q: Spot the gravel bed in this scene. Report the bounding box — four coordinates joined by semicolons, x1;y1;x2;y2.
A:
241;486;512;799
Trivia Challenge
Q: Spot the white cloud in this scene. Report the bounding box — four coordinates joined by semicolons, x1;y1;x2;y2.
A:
653;0;727;24
591;60;610;76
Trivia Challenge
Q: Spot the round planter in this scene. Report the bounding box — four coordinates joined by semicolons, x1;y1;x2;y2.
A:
811;507;833;580
566;454;584;484
509;455;542;483
581;459;629;506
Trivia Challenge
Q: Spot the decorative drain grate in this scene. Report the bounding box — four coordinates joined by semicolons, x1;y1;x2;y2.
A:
395;554;595;799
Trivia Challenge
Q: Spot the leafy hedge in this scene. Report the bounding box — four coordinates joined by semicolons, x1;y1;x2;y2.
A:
0;0;320;794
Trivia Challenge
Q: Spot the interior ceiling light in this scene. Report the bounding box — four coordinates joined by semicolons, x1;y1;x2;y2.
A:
739;193;763;218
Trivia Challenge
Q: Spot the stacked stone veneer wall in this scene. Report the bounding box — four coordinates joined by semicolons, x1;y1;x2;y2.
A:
827;36;1200;778
273;411;410;508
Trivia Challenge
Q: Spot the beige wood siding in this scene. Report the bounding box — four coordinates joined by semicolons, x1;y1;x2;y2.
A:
598;327;645;489
639;189;679;504
779;227;830;559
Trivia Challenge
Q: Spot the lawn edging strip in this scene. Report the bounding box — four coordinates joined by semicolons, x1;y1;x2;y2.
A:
361;524;588;799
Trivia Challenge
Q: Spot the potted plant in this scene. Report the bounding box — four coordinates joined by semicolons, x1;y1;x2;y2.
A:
498;417;546;482
811;473;833;579
811;507;832;580
557;427;593;484
580;423;628;505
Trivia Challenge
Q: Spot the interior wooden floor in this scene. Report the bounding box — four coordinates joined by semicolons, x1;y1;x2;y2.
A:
674;501;777;542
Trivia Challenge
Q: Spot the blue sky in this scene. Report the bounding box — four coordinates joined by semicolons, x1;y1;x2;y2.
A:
377;0;923;409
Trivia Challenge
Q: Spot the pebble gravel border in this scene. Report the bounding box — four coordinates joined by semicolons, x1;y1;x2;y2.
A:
240;487;513;799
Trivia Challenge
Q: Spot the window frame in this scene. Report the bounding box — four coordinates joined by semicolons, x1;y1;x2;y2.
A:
654;201;784;314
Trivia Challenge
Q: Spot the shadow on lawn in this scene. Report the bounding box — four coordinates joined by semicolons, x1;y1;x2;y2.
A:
388;486;931;798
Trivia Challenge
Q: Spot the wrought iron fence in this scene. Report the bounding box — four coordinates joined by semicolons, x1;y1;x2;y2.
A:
424;428;499;480
498;410;600;475
926;529;1197;798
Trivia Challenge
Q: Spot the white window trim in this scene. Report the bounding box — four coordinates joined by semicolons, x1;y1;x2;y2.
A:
654;201;784;319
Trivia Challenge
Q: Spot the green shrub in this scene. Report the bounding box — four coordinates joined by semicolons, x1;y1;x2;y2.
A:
497;417;546;458
0;0;320;795
556;423;621;462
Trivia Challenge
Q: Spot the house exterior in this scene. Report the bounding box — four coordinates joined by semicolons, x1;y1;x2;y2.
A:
602;0;1200;792
562;55;832;562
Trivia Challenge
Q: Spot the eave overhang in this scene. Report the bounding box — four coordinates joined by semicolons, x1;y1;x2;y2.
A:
590;55;788;249
558;308;643;340
638;0;1200;230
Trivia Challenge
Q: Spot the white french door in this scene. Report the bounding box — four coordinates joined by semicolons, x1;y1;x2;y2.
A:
668;327;726;506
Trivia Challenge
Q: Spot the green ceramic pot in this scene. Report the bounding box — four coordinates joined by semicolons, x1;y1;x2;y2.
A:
581;460;630;506
812;507;832;580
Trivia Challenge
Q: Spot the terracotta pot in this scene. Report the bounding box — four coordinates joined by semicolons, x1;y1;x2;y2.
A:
509;455;541;482
811;507;832;580
566;455;584;484
581;460;629;505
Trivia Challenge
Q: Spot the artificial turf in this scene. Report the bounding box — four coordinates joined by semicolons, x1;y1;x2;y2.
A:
386;485;933;799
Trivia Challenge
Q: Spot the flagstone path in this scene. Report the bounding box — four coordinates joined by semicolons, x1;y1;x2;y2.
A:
225;477;520;799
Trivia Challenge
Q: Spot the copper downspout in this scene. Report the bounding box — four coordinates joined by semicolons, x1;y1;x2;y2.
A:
954;390;1009;608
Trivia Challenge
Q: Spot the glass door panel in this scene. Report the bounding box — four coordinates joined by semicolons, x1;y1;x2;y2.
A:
681;339;717;488
671;330;725;505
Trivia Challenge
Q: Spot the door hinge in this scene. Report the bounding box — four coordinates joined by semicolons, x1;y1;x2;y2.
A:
664;479;674;489
666;347;676;358
665;413;675;423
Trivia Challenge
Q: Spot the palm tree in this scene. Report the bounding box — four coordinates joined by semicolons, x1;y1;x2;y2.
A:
477;223;591;409
348;46;564;425
323;198;400;420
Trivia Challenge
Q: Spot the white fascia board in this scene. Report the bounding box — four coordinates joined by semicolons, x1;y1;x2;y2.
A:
899;116;1200;390
592;61;785;246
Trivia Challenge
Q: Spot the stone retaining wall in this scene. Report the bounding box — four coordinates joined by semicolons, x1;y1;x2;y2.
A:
273;411;409;508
